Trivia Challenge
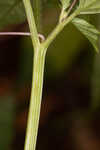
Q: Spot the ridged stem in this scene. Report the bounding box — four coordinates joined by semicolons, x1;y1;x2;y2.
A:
23;0;40;50
24;48;46;150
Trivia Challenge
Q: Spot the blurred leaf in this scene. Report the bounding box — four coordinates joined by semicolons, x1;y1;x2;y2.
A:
60;0;71;10
0;0;59;30
72;17;100;52
42;0;59;7
79;0;100;14
0;0;26;29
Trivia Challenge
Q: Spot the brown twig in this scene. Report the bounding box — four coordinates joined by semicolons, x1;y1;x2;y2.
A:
0;32;30;36
0;32;45;42
67;0;78;16
61;0;78;22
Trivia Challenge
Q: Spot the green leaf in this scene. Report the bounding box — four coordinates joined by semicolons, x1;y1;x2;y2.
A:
0;0;26;29
79;0;85;7
79;0;100;14
72;17;100;52
60;0;71;10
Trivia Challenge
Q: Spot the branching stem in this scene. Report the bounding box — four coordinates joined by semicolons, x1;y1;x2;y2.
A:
59;0;78;22
43;9;79;50
22;0;80;150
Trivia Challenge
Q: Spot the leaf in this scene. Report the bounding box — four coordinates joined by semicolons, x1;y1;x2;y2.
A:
0;0;26;29
43;0;59;7
60;0;71;10
79;0;100;14
79;0;85;7
72;17;100;52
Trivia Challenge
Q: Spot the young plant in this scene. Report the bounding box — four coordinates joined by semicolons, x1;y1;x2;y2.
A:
0;0;100;150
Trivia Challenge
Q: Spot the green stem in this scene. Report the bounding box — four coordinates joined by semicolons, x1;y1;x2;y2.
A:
23;0;40;49
33;0;42;32
24;48;46;150
59;8;65;23
23;0;80;149
23;0;46;150
43;10;79;49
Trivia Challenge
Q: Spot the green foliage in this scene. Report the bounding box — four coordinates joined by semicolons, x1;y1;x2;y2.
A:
67;0;100;52
79;0;100;14
58;0;100;52
60;0;71;10
0;0;42;31
72;17;100;52
0;0;26;29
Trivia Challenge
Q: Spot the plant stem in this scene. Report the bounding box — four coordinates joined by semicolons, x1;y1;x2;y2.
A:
23;0;46;150
24;47;46;150
33;0;42;32
23;0;40;50
43;10;79;49
59;0;78;23
67;0;78;17
23;0;80;150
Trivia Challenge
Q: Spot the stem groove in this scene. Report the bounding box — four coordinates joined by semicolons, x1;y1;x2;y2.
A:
24;48;46;150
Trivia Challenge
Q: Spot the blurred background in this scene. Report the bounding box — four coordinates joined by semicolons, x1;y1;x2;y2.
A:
0;2;100;150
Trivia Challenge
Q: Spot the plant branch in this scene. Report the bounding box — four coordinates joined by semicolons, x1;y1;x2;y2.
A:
67;0;78;17
0;32;30;36
0;32;45;41
43;9;80;50
59;0;78;23
23;0;40;49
